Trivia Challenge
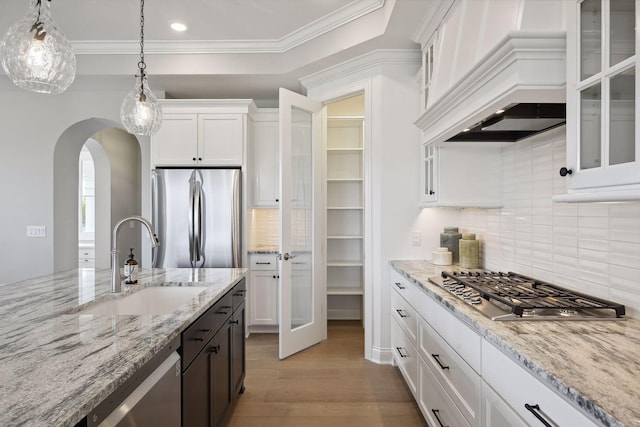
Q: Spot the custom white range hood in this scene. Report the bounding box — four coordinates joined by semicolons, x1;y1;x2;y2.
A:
414;0;567;144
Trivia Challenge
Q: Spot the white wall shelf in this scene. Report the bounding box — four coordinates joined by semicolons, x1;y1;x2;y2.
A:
325;96;365;321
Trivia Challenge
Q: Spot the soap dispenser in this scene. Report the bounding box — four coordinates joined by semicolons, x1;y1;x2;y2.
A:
124;248;139;284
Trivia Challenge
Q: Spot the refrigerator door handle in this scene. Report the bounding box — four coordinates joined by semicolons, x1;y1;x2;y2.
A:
188;176;196;267
194;180;203;266
231;170;241;268
151;170;159;267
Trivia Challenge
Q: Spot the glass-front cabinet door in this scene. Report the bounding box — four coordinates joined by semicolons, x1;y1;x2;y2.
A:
421;143;437;204
564;0;639;192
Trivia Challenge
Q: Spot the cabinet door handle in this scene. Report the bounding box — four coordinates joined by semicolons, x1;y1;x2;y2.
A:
230;320;239;325
524;404;553;427
559;167;573;177
216;310;229;315
431;409;448;427
394;282;405;290
255;262;272;265
429;190;435;195
210;345;220;354
395;309;408;318
395;347;409;358
431;354;450;370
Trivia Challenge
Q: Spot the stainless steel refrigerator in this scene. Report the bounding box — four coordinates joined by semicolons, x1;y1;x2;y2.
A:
152;168;241;268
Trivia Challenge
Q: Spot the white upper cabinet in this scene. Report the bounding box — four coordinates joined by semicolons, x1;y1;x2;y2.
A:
420;143;502;208
250;109;280;207
554;0;640;202
151;100;253;167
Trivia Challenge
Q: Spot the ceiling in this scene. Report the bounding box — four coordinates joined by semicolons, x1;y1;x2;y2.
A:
0;0;431;105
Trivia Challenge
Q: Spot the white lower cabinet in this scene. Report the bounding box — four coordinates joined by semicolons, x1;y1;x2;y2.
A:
419;361;471;427
391;317;419;397
482;340;598;427
419;318;481;426
481;382;528;427
390;266;601;427
248;254;279;328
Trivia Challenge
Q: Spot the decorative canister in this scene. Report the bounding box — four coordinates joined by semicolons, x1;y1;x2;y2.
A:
459;233;480;269
432;247;453;266
440;227;462;263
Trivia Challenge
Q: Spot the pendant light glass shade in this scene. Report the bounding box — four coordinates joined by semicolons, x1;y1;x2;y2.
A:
120;75;163;135
120;0;163;136
0;0;76;94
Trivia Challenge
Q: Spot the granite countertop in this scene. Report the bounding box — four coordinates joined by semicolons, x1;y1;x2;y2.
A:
248;246;279;254
390;260;640;427
0;267;246;427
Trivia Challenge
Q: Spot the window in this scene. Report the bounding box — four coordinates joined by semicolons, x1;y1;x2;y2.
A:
78;146;95;240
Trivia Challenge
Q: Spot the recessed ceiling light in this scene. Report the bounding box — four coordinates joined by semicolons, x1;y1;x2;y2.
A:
170;22;188;32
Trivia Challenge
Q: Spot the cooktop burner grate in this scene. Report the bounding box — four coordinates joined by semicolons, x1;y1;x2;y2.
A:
441;271;625;318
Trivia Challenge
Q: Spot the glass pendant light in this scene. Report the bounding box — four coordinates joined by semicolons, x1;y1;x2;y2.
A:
0;0;76;94
120;0;162;136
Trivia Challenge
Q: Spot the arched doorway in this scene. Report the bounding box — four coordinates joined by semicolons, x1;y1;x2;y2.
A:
53;118;142;272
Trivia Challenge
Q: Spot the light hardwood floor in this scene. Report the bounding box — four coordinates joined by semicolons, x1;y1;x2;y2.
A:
229;321;427;427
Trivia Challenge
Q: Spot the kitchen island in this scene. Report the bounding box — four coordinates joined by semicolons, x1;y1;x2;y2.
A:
0;267;246;427
391;260;640;427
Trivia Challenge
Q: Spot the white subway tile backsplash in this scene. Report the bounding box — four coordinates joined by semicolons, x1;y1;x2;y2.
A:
553;244;578;258
609;203;640;218
456;133;640;316
578;226;610;242
578;216;609;229
609;241;640;266
578;203;610;217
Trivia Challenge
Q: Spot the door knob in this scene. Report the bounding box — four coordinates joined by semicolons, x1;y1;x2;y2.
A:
282;253;297;261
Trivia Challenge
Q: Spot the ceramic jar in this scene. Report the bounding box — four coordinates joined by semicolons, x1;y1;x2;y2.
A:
440;227;462;263
432;247;453;265
459;233;480;269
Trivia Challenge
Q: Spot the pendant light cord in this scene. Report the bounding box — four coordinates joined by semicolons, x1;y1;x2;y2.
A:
138;0;146;94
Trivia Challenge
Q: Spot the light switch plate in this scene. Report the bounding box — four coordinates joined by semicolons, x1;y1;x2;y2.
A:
411;231;421;246
26;226;46;238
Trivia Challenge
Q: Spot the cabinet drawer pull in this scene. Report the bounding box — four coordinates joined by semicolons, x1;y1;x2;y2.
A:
216;311;229;315
431;409;448;427
192;328;211;342
233;290;246;296
395;309;408;318
394;282;405;290
230;320;239;325
431;353;450;370
210;345;220;354
255;262;272;265
395;347;409;358
524;404;553;427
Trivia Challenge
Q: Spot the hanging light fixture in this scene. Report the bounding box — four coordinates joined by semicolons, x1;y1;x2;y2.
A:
120;0;162;136
0;0;76;94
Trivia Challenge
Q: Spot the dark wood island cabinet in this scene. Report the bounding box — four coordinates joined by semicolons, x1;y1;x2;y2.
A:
182;278;246;427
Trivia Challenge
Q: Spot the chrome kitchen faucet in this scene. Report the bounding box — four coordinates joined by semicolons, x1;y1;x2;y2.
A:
111;216;160;293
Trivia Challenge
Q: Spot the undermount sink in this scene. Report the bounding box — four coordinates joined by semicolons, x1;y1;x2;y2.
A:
78;286;209;316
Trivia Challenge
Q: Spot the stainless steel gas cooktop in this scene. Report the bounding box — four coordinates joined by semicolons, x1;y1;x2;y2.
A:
428;271;625;321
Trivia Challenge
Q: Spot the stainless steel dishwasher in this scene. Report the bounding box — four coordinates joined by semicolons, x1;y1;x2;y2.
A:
89;350;181;427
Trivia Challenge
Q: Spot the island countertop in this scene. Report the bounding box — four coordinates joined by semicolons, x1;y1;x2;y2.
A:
0;267;246;427
391;260;640;427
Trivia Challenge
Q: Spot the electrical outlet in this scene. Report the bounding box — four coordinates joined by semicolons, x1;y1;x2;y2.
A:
411;231;421;246
26;226;46;238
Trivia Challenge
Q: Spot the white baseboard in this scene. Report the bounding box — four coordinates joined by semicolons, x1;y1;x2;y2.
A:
327;308;361;320
247;325;278;334
370;346;394;365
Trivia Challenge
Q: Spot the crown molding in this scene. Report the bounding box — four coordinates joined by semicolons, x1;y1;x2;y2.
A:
412;0;455;47
159;99;256;113
72;0;385;55
300;49;421;90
